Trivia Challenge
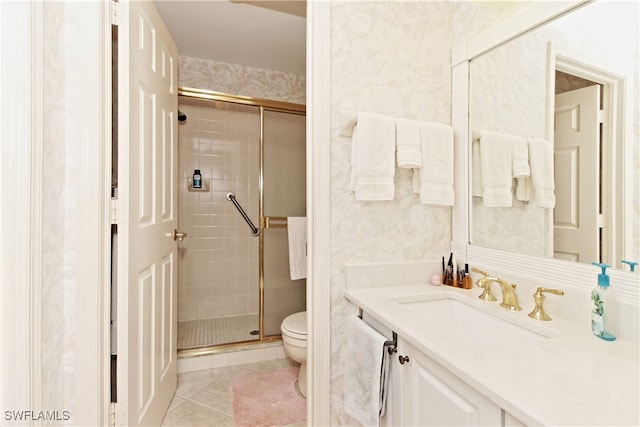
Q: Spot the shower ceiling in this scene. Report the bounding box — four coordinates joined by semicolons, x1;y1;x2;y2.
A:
153;0;306;76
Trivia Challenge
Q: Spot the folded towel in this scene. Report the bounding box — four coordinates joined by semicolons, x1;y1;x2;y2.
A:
344;315;390;427
412;169;421;194
351;113;396;201
512;136;530;179
512;136;532;202
528;138;556;208
471;139;483;197
350;126;359;192
418;122;455;206
395;118;422;169
287;217;307;280
516;177;534;202
477;130;513;207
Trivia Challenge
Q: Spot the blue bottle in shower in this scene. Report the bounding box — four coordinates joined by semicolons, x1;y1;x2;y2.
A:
193;169;202;189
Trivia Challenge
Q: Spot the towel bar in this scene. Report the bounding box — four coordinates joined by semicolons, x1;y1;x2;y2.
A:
357;309;397;354
385;332;398;354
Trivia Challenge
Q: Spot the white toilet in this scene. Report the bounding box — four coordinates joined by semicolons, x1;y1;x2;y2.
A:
281;311;307;397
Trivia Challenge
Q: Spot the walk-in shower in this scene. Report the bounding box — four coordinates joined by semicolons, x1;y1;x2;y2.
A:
176;88;306;356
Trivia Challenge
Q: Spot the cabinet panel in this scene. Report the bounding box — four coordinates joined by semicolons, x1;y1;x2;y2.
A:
399;339;502;426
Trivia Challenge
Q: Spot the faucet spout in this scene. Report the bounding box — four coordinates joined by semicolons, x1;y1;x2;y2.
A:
496;280;522;311
476;275;522;311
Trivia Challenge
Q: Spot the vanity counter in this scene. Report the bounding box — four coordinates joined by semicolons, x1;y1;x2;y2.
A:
345;284;640;426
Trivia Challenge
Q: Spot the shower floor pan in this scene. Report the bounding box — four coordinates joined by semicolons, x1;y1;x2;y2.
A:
178;314;259;350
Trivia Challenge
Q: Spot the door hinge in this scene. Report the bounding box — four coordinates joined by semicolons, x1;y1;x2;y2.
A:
597;213;606;228
598;109;605;124
110;199;127;225
110;0;119;26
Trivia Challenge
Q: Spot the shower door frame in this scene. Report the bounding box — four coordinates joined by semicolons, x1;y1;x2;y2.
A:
177;87;306;357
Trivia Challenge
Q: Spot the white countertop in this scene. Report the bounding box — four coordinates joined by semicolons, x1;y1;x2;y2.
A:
345;284;640;426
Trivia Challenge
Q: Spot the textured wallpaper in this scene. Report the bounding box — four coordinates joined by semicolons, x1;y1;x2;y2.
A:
329;1;455;424
178;55;306;105
42;1;76;416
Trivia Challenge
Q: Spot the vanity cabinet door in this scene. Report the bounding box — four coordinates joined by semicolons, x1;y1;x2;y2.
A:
398;339;501;426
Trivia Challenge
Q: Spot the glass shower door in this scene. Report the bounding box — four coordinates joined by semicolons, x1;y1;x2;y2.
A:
261;109;306;337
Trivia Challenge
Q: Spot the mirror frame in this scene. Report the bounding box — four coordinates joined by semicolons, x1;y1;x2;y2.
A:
451;0;638;301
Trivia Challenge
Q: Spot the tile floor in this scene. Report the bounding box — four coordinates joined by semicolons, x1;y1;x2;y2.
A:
161;357;306;427
178;315;259;350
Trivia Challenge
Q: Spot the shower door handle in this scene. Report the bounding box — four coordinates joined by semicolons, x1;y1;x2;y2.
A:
173;229;187;241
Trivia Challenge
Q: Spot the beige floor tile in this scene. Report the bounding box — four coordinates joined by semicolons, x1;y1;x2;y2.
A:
161;400;232;427
243;357;297;373
175;369;221;399
164;359;306;427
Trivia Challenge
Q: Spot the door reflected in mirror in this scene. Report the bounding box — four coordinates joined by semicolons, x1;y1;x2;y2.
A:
469;1;639;271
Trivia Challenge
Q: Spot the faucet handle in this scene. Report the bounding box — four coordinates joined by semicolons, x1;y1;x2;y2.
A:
471;267;489;277
528;287;564;321
476;277;498;302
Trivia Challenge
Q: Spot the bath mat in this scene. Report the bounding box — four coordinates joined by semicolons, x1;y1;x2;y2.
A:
230;367;305;427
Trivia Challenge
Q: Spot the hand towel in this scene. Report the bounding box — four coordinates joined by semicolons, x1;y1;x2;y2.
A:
511;136;530;179
395;118;422;169
287;217;307;280
351;112;396;201
344;315;390;427
528;138;556;208
471;138;483;197
418;122;455;206
512;136;532;202
516;177;534;202
350;126;359;192
477;130;513;207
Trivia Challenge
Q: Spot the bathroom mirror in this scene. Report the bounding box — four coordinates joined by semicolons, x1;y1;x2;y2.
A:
467;0;639;271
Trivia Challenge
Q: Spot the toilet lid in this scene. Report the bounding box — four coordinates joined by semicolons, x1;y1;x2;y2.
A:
282;311;307;337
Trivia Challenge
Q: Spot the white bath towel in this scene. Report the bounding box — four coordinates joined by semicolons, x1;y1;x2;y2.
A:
287;217;307;280
395;118;422;169
528;138;556;208
477;131;513;207
418;122;455;206
351;112;396;201
344;315;390;427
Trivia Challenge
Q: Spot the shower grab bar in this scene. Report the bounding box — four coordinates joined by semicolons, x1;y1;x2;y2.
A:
225;192;259;236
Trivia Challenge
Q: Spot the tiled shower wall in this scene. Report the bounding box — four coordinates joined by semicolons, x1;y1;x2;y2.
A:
177;97;261;322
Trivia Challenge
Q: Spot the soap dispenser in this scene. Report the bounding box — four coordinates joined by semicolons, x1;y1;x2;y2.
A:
591;262;617;341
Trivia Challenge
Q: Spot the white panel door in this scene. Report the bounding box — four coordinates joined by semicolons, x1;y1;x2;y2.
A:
553;85;600;262
116;1;178;425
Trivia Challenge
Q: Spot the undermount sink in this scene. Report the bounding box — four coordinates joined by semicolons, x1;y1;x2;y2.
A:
392;292;556;349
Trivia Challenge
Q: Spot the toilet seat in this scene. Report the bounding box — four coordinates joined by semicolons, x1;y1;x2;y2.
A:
281;311;307;340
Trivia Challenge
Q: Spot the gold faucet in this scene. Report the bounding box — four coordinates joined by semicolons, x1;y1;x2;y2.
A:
528;287;564;321
472;268;522;311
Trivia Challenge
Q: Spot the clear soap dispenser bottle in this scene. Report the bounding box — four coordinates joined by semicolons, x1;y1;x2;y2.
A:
591;262;617;341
